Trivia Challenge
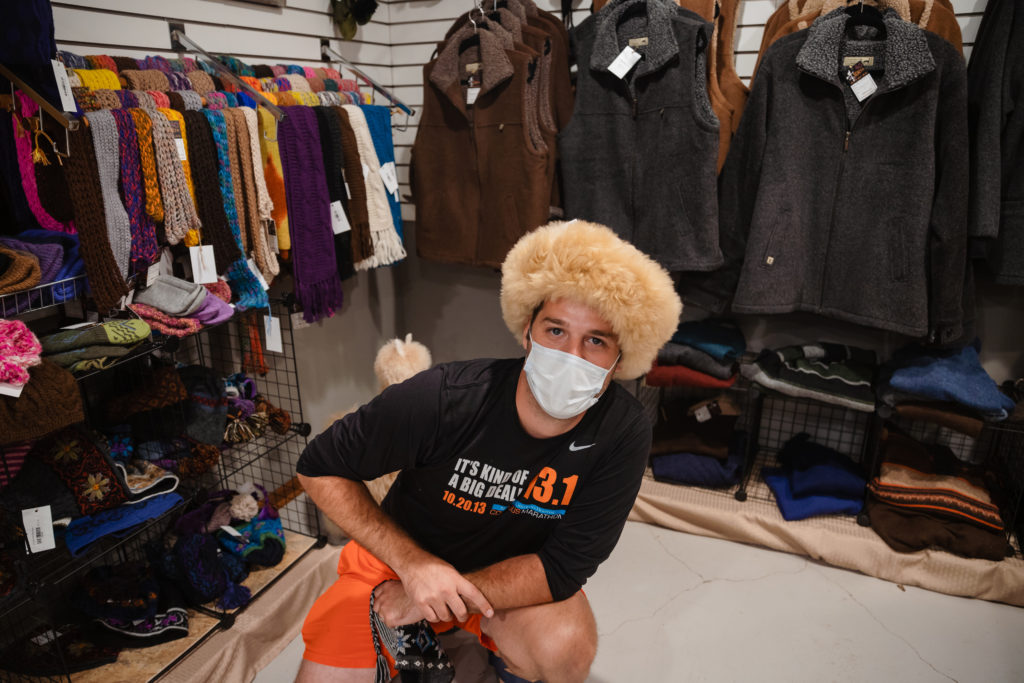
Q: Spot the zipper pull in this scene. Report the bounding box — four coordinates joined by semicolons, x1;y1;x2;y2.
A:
632;94;638;119
843;130;850;152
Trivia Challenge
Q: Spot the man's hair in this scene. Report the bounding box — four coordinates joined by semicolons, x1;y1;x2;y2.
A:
500;220;682;380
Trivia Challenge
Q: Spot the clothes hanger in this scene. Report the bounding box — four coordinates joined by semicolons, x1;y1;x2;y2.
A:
459;4;486;54
845;0;887;37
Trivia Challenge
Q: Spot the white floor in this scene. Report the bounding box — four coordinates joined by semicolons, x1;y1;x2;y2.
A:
253;521;1024;682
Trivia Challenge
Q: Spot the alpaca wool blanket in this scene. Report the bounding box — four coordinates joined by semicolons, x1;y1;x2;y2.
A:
277;106;343;323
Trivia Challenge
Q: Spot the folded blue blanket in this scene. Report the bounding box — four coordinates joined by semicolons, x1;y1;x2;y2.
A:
669;319;746;362
651;431;747;488
762;468;862;521
778;433;867;499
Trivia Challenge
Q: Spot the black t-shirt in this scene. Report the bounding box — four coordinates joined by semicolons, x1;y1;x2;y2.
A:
297;357;651;601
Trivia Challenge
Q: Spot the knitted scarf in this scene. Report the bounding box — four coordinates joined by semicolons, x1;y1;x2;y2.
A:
93;90;122;110
84;110;131;279
122;69;169;91
222;110;249;254
11;93;75;232
342;104;405;269
147;109;202;245
359;104;404;242
129;108;165;223
313;106;355;281
64;126;129;311
257;107;290;257
277;106;343;323
133;90;157;110
333;107;374;263
159;107;200;245
183;111;240;277
202;109;268;310
111;109;160;269
231;109;279;281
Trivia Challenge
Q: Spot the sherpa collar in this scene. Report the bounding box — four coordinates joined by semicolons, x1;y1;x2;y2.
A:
796;7;935;91
591;0;681;79
429;21;516;114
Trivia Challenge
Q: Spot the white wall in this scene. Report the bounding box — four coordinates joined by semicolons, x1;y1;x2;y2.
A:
50;0;1021;430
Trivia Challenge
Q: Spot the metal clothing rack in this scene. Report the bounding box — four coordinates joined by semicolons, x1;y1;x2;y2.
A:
169;28;286;121
321;44;415;116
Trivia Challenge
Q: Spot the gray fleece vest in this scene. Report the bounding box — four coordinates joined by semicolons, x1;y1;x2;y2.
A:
558;0;721;273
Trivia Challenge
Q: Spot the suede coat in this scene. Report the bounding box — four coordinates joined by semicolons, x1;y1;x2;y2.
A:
687;9;968;344
559;0;721;272
412;24;552;268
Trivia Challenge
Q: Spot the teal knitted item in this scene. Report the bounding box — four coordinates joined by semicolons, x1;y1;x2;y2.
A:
201;110;268;310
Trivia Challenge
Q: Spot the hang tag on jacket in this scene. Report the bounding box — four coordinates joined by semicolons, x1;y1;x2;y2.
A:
22;506;56;553
608;46;642;80
264;314;283;353
330;200;352;234
50;60;77;113
845;62;877;102
189;245;218;284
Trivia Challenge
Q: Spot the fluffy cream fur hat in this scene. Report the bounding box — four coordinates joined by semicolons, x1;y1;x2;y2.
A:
500;220;682;380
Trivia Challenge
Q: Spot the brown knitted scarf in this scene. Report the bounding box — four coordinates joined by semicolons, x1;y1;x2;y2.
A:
227;108;277;279
186;71;215;96
65;126;129;311
148;109;202;244
129;108;165;223
122;69;170;92
183;110;241;273
333;107;374;263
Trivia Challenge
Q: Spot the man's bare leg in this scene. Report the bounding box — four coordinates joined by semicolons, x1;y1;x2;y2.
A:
294;661;375;683
481;591;597;683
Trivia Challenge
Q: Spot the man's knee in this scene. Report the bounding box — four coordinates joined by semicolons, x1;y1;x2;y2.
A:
535;615;597;680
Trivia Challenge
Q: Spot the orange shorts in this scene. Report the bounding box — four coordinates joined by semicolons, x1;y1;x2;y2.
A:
301;540;498;669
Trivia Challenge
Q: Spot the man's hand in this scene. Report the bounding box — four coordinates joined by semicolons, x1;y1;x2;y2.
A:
373;580;428;628
392;558;495;624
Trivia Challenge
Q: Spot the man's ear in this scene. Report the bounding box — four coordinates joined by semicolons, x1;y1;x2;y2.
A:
522;323;531;350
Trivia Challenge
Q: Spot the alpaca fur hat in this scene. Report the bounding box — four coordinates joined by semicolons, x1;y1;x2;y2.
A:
501;220;682;380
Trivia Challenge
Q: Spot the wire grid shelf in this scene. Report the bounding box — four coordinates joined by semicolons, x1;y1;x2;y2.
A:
171;300;319;539
0;276;86;319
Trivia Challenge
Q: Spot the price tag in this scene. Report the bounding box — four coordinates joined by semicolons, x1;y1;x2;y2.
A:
22;506;56;553
220;525;243;537
330;200;352;234
266;219;280;254
0;382;24;399
608;46;642;80
466;86;480;105
247;257;270;290
845;61;877;102
147;261;162;287
379;162;399;196
171;120;187;161
50;60;77;112
264;314;283;353
189;245;218;284
694;406;712;423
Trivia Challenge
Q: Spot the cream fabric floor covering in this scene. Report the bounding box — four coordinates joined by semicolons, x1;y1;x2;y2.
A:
628;468;1024;607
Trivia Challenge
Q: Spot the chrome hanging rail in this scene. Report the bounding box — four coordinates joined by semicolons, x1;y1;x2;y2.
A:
320;44;414;117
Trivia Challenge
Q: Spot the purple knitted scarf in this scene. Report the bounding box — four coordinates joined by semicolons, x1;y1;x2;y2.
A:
111;109;160;270
277;106;343;323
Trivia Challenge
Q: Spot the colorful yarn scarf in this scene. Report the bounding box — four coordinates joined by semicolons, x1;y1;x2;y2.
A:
11;93;75;232
258;107;289;257
277;105;343;322
111;109;160;269
147;109;202;245
128;108;165;223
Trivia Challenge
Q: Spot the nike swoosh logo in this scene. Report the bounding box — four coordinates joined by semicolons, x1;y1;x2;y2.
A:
569;441;594;452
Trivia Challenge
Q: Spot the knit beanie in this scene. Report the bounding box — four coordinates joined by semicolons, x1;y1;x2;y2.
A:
166;532;252;608
1;453;81;522
278;105;344;322
183;110;241;273
134;275;208;316
342;105;405;269
333;107;374;263
191;284;234;325
83;111;132;280
128;302;203;337
34;425;130;515
258;107;290;256
18;229;84;300
178;364;228;445
203;279;232;303
104;364;188;424
0;237;61;285
313;106;355;280
0;245;40;295
0;358;84;445
73;561;161;621
0;319;42;387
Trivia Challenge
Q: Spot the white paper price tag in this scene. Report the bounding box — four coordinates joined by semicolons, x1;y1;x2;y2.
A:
220;525;244;537
171;121;188;161
247;257;270;290
608;46;642;80
850;73;877;102
147;261;162;287
189;245;218;284
694;405;713;423
23;506;56;553
50;60;77;113
0;382;24;399
379;162;400;196
466;86;481;105
330;200;352;234
264;314;283;353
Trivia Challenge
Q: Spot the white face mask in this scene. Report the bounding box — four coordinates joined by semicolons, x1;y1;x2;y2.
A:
523;333;617;420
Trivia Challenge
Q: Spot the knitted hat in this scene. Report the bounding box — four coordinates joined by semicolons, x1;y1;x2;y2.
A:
191;291;234;326
500;220;682;380
34;426;130;515
203;279;232;303
0;246;40;295
135;275;208;317
0;319;42;387
178;364;229;445
129;302;203;337
0;359;84;446
105;364;188;424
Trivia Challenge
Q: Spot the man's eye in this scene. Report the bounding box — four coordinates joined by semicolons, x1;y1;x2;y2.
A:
588;337;604;346
548;328;563;336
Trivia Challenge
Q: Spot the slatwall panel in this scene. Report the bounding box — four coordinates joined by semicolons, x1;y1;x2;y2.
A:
386;0;989;221
53;0;393;99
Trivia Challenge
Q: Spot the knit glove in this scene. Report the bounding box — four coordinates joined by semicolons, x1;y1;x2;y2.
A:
40;319;151;354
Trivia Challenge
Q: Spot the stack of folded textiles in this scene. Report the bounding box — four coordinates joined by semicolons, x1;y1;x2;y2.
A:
742;342;877;412
650;394;746;488
761;433;866;521
39;318;151;373
866;428;1009;561
646;319;744;388
129;275;234;337
877;340;1016;422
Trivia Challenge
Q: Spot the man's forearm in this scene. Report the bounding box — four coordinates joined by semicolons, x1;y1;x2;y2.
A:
465;554;554;611
297;473;430;574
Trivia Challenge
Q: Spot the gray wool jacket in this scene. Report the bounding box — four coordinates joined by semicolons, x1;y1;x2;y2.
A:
558;0;721;273
686;8;969;344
